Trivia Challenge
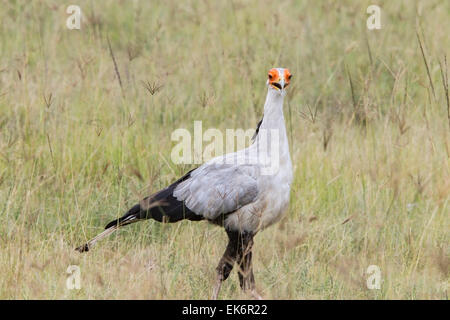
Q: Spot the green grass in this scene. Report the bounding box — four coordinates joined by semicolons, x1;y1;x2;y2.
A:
0;0;448;299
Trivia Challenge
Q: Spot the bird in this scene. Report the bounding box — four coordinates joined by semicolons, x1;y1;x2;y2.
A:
76;67;293;300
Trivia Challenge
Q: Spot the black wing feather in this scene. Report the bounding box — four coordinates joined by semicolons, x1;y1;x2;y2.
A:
104;168;203;229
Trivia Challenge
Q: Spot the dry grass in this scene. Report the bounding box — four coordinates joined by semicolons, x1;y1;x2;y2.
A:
0;0;448;299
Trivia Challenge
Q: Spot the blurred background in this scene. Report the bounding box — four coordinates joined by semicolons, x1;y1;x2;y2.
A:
0;0;448;299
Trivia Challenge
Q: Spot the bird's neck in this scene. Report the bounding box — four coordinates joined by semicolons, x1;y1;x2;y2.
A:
261;89;286;131
257;89;289;146
253;89;291;172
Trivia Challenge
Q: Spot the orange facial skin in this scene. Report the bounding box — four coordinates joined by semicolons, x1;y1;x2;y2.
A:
268;68;280;85
268;68;292;90
284;69;292;87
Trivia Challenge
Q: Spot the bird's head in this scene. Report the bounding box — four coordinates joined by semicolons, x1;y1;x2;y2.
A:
266;68;292;95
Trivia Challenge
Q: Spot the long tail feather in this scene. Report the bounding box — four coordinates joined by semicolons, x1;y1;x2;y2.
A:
75;206;142;253
75;168;202;253
75;226;119;252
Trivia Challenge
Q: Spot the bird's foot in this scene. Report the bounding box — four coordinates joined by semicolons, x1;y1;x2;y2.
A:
211;275;222;300
250;289;263;300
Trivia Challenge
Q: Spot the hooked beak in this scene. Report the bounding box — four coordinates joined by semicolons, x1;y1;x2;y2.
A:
270;79;287;91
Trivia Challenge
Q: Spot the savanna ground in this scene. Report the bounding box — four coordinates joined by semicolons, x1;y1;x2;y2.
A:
0;0;448;299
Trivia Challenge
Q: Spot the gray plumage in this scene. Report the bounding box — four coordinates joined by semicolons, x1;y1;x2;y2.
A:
173;163;259;220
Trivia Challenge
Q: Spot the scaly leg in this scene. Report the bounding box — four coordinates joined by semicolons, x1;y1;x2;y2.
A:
236;232;263;300
211;230;239;300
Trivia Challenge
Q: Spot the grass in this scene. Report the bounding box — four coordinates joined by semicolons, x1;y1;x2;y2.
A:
0;0;448;299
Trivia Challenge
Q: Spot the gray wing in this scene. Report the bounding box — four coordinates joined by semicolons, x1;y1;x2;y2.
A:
173;163;259;220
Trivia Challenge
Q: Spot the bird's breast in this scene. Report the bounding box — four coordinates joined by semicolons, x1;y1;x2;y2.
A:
223;164;292;232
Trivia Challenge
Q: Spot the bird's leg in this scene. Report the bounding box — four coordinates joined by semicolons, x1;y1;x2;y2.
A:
211;230;239;300
236;232;255;291
237;232;263;300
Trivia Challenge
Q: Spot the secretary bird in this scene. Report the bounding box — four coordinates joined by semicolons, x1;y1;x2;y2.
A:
76;68;293;300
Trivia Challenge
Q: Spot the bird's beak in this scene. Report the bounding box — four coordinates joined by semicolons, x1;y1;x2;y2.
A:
270;79;286;91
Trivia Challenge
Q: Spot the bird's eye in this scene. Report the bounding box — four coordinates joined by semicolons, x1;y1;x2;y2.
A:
284;69;292;81
268;73;273;79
